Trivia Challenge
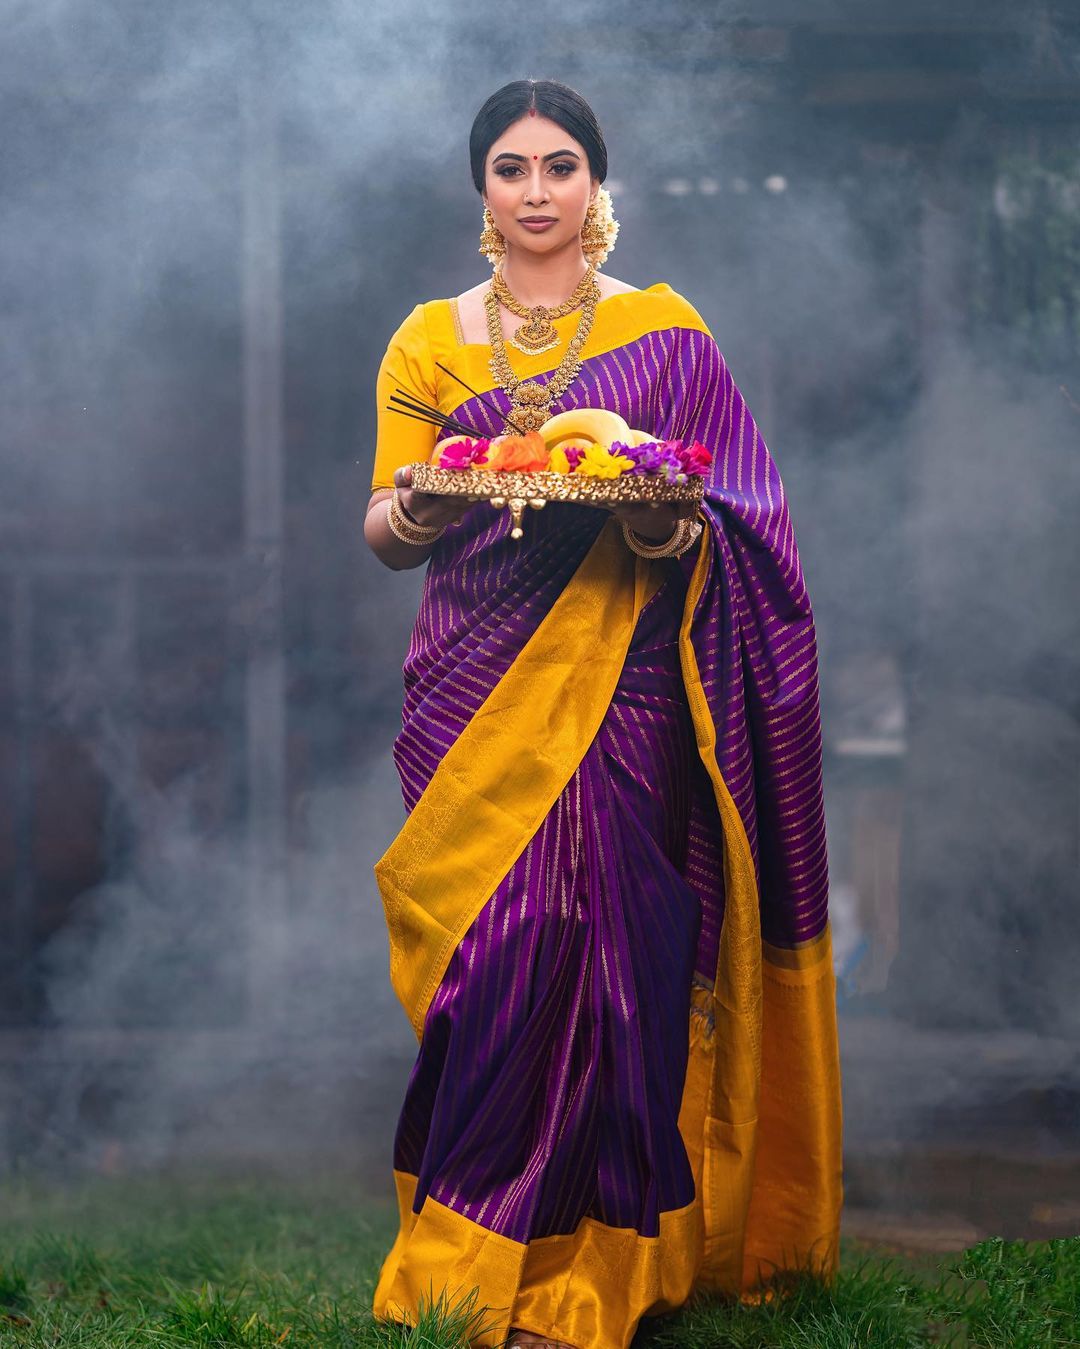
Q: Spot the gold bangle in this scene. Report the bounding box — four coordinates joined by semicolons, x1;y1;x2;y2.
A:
387;494;432;543
389;498;443;544
621;513;695;559
388;488;446;545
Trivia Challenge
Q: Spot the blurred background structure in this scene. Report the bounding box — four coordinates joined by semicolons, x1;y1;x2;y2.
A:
1;0;1079;1244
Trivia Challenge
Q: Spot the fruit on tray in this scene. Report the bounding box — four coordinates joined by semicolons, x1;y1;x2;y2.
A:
537;407;633;448
430;411;639;472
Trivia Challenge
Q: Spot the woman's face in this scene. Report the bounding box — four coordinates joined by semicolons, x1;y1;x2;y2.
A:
482;113;598;258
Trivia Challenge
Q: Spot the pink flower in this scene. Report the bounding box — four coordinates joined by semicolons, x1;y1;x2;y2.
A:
677;440;712;474
435;436;492;470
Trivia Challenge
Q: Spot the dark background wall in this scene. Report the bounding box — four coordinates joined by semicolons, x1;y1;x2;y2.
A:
1;1;1078;1231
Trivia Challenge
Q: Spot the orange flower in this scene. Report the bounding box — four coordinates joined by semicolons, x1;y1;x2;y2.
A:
484;430;551;472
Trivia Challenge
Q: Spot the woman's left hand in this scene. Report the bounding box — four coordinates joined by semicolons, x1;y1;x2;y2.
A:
605;499;693;543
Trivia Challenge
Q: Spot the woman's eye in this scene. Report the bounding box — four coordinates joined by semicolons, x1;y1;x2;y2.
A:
495;163;575;178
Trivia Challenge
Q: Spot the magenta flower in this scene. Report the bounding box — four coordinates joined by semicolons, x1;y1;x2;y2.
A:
677;440;712;474
436;436;492;470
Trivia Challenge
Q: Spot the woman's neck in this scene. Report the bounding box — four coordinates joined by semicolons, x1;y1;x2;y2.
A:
497;245;592;309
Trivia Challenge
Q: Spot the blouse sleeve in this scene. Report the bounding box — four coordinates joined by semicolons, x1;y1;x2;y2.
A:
370;302;440;491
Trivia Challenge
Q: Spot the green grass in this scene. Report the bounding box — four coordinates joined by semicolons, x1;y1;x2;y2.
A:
0;1169;1078;1347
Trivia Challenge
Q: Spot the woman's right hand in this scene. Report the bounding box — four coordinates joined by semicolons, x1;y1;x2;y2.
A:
392;464;474;528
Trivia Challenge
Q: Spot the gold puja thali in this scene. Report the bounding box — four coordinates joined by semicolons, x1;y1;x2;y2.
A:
409;463;703;537
398;407;709;539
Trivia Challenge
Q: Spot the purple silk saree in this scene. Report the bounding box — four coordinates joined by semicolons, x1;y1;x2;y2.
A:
371;288;842;1349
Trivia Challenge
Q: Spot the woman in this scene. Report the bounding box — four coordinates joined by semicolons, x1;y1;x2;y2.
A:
363;80;842;1349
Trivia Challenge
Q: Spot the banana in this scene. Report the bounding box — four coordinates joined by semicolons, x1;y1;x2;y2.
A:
539;408;632;448
547;434;595;453
624;427;661;446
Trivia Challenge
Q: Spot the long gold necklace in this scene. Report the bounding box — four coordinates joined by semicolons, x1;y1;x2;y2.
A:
490;264;596;354
484;267;601;434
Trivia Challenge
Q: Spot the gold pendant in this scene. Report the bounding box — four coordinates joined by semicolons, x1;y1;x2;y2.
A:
509;309;560;355
509;405;549;433
508;379;551;433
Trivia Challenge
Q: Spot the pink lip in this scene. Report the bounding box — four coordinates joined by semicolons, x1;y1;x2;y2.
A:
519;216;556;223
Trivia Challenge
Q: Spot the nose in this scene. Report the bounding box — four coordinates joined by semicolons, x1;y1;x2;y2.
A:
523;167;548;204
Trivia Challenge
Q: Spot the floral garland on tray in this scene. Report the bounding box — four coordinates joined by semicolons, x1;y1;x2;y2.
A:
433;428;711;481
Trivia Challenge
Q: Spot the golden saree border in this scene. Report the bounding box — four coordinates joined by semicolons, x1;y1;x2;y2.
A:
374;1169;704;1349
743;925;843;1286
374;516;666;1040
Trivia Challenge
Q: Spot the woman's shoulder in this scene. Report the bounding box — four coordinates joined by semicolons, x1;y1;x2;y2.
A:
633;282;710;328
384;299;428;346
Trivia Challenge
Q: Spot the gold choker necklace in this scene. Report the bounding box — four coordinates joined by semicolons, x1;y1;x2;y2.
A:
490;265;597;355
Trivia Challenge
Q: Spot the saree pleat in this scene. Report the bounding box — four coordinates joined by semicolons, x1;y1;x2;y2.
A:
394;574;702;1240
371;286;842;1349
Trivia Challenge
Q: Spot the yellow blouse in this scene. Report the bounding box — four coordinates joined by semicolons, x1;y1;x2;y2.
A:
370;283;711;492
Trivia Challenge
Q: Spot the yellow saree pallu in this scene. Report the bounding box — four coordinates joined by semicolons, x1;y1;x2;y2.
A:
369;286;842;1349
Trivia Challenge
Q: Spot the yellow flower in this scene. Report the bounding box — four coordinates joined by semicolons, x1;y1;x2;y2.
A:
549;444;571;474
575;443;634;479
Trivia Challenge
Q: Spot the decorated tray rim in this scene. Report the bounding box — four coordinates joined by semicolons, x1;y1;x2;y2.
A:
408;462;704;502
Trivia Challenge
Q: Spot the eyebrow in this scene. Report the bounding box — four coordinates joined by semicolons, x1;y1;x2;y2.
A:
492;149;581;165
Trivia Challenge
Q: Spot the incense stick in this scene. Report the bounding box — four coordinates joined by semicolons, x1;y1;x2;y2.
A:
382;367;489;439
386;406;482;441
433;360;526;437
387;391;481;440
387;407;469;433
389;388;482;437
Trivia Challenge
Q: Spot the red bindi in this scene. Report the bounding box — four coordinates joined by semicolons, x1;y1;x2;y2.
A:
533;154;538;159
